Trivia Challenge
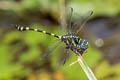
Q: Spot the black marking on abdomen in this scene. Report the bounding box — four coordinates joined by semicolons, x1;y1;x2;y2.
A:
54;35;59;38
45;32;51;35
13;24;61;39
14;25;26;31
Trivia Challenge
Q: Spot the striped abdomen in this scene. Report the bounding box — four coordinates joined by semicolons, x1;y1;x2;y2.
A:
14;25;61;39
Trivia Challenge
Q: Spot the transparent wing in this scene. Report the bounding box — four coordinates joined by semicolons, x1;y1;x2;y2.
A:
71;11;93;35
65;7;73;34
41;39;62;60
59;7;73;34
57;45;70;66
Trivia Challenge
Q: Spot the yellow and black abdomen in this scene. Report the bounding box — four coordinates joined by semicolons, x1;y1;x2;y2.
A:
14;24;61;39
14;25;30;31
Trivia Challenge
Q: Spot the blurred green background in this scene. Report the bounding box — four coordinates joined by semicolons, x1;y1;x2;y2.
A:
0;0;120;80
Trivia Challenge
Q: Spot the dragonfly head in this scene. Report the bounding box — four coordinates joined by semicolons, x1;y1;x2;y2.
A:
80;39;88;50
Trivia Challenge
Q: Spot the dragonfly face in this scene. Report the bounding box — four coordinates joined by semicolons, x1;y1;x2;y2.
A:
80;39;88;49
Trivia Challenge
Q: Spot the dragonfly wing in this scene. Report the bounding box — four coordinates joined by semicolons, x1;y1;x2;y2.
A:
65;7;73;34
59;7;74;34
57;46;70;66
41;39;62;60
72;11;93;34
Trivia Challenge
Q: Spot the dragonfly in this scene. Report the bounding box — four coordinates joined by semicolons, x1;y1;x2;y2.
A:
13;7;96;80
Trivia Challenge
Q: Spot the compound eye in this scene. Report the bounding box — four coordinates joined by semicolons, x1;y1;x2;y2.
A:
83;40;87;44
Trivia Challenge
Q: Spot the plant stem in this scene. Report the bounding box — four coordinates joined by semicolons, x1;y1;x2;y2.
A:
78;55;97;80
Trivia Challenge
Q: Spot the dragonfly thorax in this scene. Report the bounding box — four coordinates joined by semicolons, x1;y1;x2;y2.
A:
61;34;88;55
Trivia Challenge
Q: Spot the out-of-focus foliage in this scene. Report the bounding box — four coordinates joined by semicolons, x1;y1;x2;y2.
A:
0;0;120;80
96;61;120;80
69;0;120;15
5;0;120;16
